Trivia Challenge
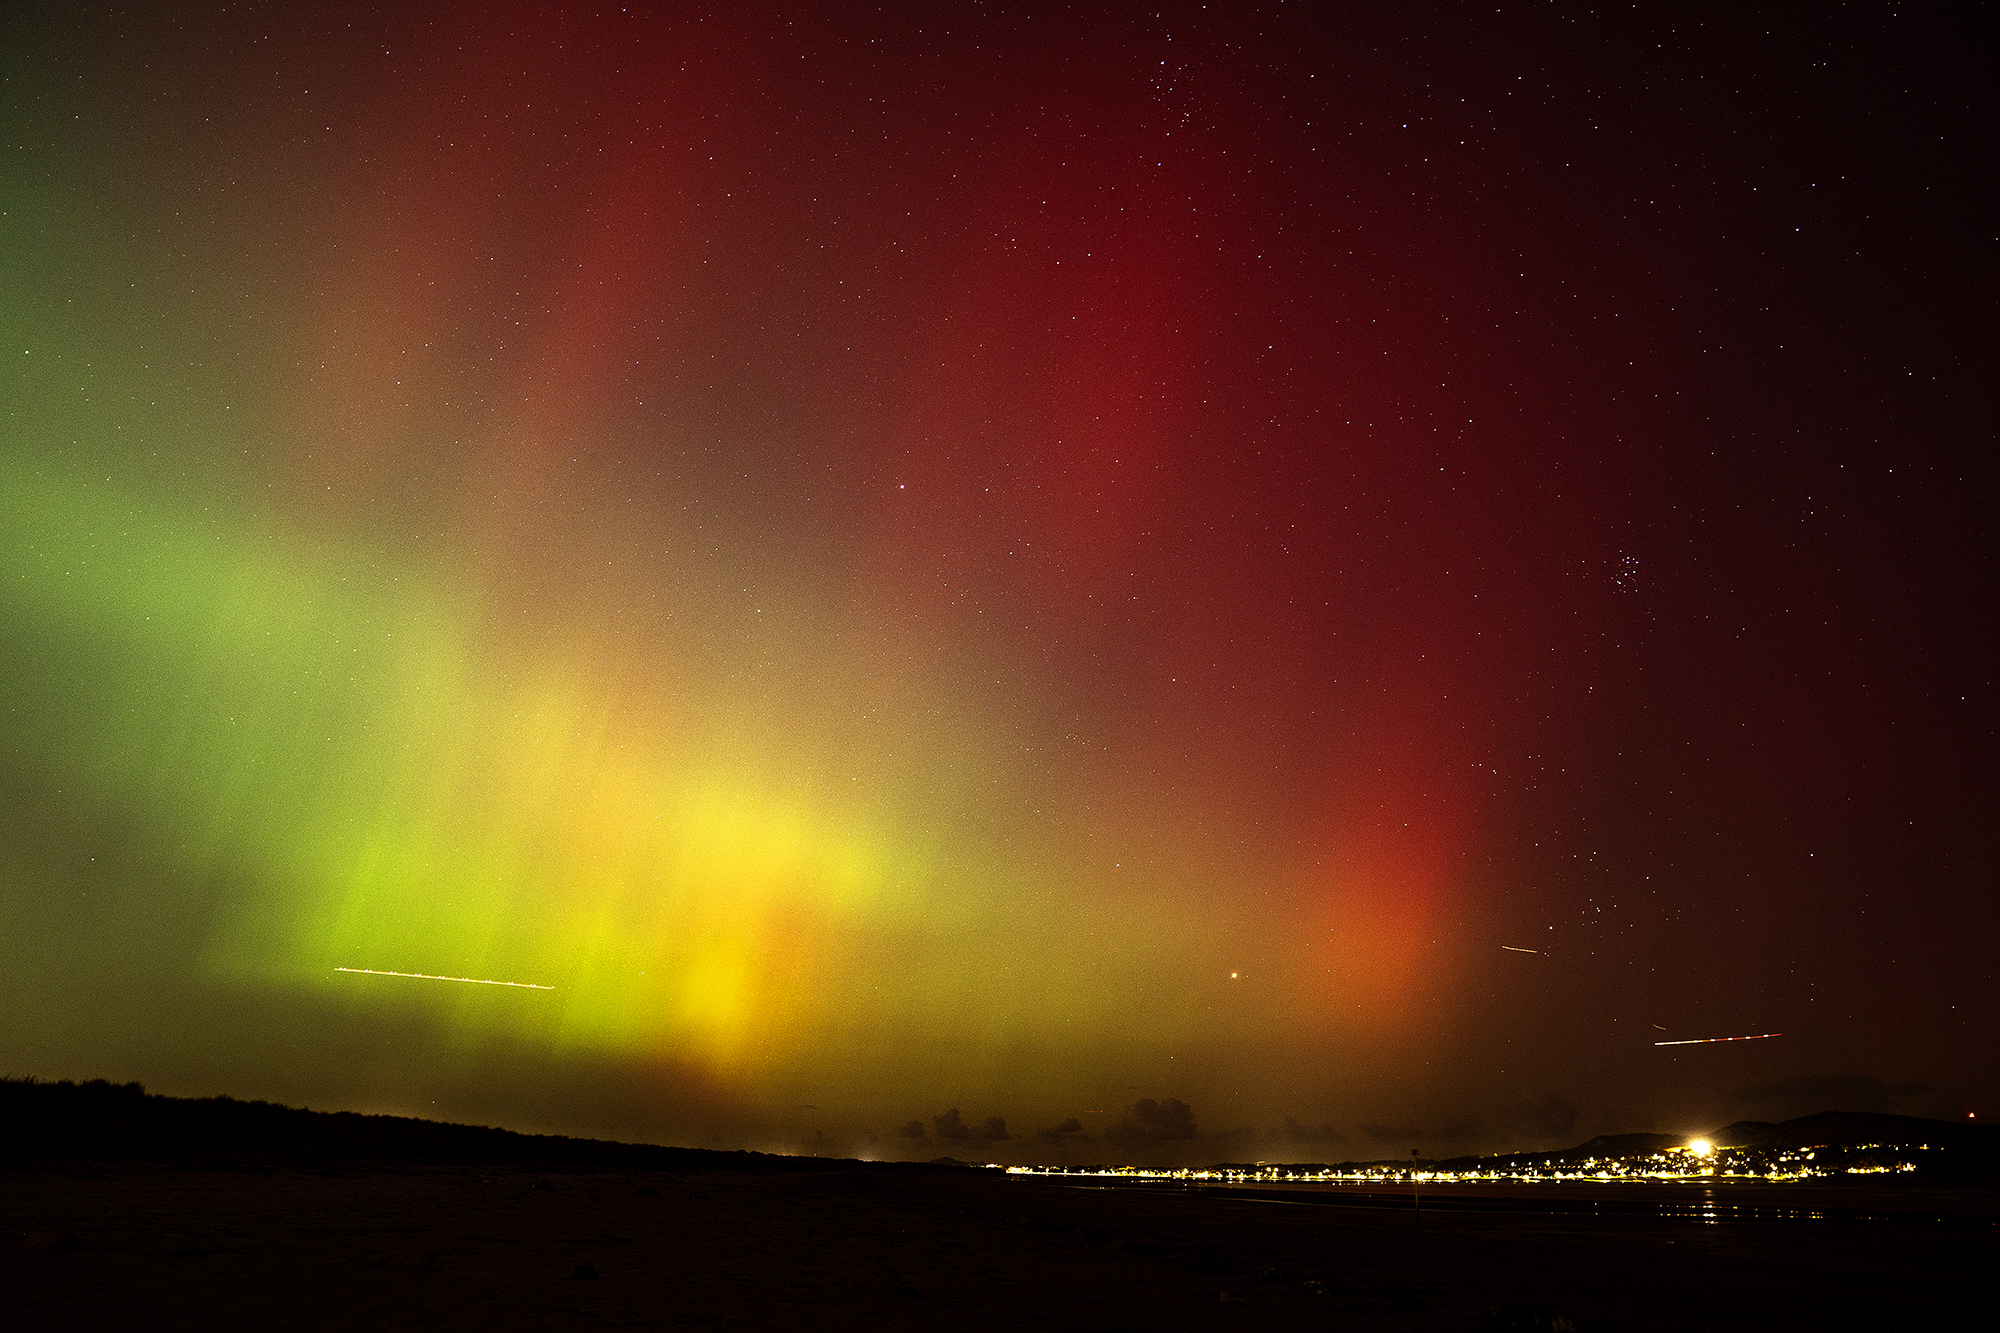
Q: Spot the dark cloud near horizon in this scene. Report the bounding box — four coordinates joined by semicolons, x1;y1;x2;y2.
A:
930;1108;1009;1142
1732;1074;1928;1119
1361;1123;1421;1143
1036;1117;1091;1144
896;1119;925;1139
1104;1098;1199;1142
1432;1115;1483;1142
1500;1093;1578;1140
1400;1094;1576;1148
1270;1117;1344;1145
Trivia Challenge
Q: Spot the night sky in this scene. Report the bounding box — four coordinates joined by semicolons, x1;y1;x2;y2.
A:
2;2;1989;1164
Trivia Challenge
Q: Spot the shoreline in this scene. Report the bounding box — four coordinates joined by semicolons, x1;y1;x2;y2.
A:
8;1156;1994;1330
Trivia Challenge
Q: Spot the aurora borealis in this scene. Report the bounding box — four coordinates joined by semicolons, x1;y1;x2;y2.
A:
3;3;1990;1161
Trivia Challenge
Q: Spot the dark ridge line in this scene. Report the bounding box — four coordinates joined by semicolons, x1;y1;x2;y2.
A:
7;1079;1993;1177
0;1077;979;1173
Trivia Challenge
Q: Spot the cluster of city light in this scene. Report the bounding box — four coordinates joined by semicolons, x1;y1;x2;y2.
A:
1004;1141;1924;1184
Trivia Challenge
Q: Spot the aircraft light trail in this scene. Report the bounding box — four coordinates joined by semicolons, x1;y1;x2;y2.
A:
1501;946;1540;953
336;967;553;991
1653;1032;1781;1046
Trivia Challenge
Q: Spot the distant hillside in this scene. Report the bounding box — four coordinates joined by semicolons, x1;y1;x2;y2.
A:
1565;1132;1687;1158
1708;1111;1992;1151
1211;1112;1997;1177
1448;1104;1992;1168
0;1077;955;1174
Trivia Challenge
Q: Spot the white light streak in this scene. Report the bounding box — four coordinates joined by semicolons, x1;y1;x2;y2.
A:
336;966;552;991
1653;1032;1781;1046
1501;945;1539;953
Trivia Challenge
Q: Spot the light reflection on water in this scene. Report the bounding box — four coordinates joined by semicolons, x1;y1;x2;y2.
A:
1032;1176;1981;1228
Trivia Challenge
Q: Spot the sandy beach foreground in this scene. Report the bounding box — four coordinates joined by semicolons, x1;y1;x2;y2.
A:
6;1160;1994;1330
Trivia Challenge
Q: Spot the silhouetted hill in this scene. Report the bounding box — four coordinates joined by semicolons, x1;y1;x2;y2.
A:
1567;1132;1687;1157
1205;1113;1997;1176
1436;1112;1997;1175
0;1077;958;1173
1709;1111;1992;1151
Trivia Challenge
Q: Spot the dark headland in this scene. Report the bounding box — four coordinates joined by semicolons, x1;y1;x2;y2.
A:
6;1078;1994;1330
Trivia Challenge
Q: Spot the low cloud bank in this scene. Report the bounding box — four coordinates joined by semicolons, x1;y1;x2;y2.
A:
1501;1092;1578;1140
1104;1098;1200;1142
930;1108;1010;1142
1361;1122;1420;1143
1270;1116;1344;1145
1732;1074;1928;1120
1036;1117;1090;1144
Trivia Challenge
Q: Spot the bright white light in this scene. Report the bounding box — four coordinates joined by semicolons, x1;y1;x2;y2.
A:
336;966;552;991
1689;1138;1713;1157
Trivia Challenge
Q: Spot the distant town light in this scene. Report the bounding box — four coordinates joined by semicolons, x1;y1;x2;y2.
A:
1689;1139;1713;1157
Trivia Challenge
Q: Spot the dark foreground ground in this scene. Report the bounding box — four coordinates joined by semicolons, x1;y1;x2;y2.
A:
5;1160;1995;1330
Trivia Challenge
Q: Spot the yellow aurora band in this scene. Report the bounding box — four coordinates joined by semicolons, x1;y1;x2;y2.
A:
0;456;1016;1075
3;443;1442;1125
